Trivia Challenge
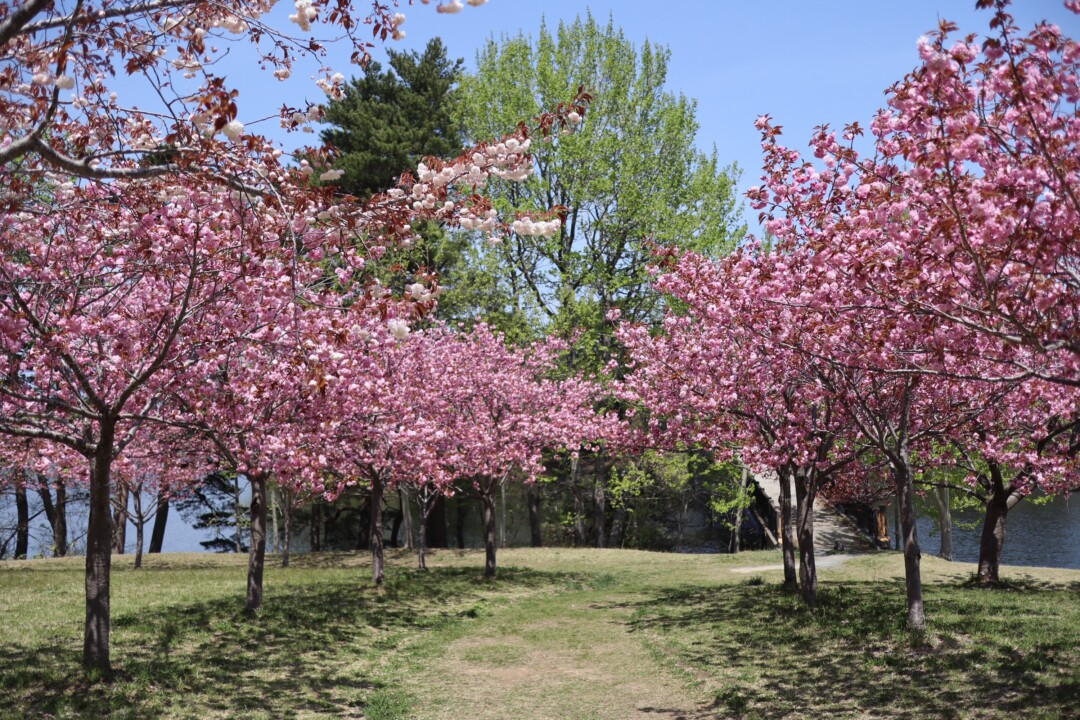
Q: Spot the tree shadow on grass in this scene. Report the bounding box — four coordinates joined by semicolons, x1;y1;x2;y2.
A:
0;566;576;719
626;580;1080;720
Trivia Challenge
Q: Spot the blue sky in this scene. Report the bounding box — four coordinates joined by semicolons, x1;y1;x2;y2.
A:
227;1;1077;233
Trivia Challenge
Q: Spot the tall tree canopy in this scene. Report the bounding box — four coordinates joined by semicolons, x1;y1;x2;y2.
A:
455;13;745;359
321;38;465;198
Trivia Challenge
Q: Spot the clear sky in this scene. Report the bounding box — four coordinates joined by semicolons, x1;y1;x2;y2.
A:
223;0;1078;235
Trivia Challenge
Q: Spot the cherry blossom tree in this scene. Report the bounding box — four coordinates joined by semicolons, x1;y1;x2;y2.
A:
426;323;607;578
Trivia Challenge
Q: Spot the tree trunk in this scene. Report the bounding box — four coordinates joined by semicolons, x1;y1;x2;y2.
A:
148;492;168;554
282;489;292;568
931;486;953;561
418;498;430;570
499;477;508;549
134;516;145;570
593;469;606;549
370;472;385;586
112;483;128;554
481;487;497;578
571;458;587;546
976;474;1022;584
233;473;243;554
893;457;925;630
778;465;798;590
400;488;414;550
526;483;542;547
269;482;279;554
84;421;115;674
793;467;818;605
38;477;69;557
246;473;268;613
15;485;29;559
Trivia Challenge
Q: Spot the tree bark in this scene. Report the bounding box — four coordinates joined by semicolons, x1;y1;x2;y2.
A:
148;491;168;554
370;472;385;586
38;477;69;557
233;473;243;554
246;473;268;613
976;470;1023;584
482;487;497;578
133;515;145;570
593;469;606;549
83;420;115;674
499;477;508;549
15;485;29;559
399;488;414;550
931;485;953;561
893;456;925;630
526;483;542;547
778;465;798;590
418;497;430;570
793;467;818;605
282;488;292;568
112;483;128;554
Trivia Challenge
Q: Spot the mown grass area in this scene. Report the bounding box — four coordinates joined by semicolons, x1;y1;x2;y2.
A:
1;548;1079;719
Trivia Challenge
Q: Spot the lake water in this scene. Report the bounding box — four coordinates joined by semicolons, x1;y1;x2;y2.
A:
6;490;1080;570
908;493;1080;570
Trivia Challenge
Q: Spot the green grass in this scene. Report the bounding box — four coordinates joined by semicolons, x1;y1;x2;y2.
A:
1;548;1079;718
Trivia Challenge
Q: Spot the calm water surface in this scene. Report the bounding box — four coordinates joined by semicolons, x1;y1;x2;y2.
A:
912;494;1080;570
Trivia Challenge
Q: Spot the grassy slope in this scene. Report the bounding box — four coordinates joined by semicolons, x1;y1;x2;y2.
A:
1;548;1078;719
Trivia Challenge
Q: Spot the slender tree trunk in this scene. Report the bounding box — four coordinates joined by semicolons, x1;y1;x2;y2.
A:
282;488;292;568
571;457;587;546
527;483;542;547
134;516;145;570
418;498;430;570
931;486;953;561
793;467;818;605
482;486;497;578
84;420;116;674
112;483;128;554
498;477;508;549
15;485;29;559
400;488;414;550
148;492;168;554
893;456;925;630
246;473;268;613
233;473;243;554
593;465;606;549
370;472;385;586
778;465;798;590
269;482;279;554
38;477;70;557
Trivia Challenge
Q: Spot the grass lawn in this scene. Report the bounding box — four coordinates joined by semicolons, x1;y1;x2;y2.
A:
1;548;1078;719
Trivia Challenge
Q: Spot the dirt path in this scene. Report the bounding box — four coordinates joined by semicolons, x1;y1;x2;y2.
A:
401;586;716;720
